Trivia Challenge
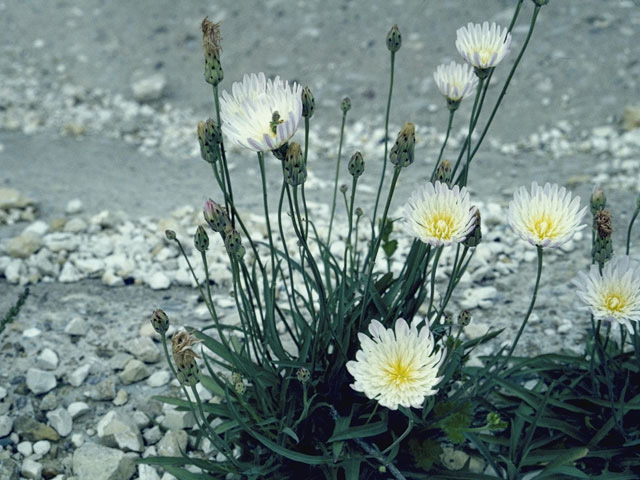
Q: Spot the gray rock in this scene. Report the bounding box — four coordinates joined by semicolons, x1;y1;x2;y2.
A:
138;464;161;480
67;364;91;387
46;407;73;437
12;416;59;442
33;440;51;456
20;458;42;480
125;337;160;363
58;261;83;282
157;429;188;457
65;198;84;214
17;441;33;457
146;370;170;387
147;271;170;290
0;415;13;437
73;443;136;480
39;391;58;411
0;386;7;401
131;74;167;102
109;352;134;370
112;389;128;406
0;450;19;479
64;317;88;336
161;408;195;431
89;376;117;401
7;232;43;259
0;188;34;209
36;348;59;370
96;410;143;452
623;105;640;131
68;401;91;419
142;425;162;445
3;258;23;283
63;217;87;233
26;368;57;395
119;359;150;385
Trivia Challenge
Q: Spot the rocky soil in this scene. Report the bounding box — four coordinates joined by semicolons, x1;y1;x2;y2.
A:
1;0;640;478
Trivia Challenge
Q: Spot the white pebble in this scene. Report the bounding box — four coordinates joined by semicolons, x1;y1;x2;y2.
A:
66;198;84;214
33;439;51;455
36;348;59;370
17;441;33;457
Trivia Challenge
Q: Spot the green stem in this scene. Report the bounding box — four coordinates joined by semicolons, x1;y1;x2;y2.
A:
213;85;235;225
257;152;276;279
430;109;455;182
327;110;347;244
626;208;639;255
426;247;444;317
458;76;485;187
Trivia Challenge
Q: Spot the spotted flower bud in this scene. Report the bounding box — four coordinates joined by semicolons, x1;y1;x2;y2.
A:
341;97;351;114
390;122;415;167
225;228;243;255
340;184;348;194
203;199;230;233
176;351;200;386
301;86;315;119
197;119;222;164
165;230;176;241
590;186;606;215
386;24;402;53
296;368;310;383
151;309;169;335
435;160;452;184
194;225;209;252
458;309;471;327
463;208;482;248
348;151;365;178
443;311;453;324
355;207;363;217
592;208;613;265
202;18;224;87
283;142;306;186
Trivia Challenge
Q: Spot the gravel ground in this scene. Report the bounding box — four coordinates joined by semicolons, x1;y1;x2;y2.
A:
1;1;640;478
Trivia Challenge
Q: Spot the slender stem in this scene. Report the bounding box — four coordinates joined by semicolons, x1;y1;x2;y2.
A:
372;51;396;239
327;110;347;243
626;208;639;255
457;77;485;187
426;247;443;317
213;85;235;225
430;109;455;182
257;152;276;278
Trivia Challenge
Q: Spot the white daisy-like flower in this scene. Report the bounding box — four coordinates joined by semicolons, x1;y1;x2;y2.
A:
219;72;303;152
574;256;640;332
508;182;587;248
404;181;477;247
433;61;478;102
455;22;512;70
346;318;444;410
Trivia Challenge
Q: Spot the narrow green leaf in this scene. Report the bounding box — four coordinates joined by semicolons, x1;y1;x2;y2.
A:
328;421;387;442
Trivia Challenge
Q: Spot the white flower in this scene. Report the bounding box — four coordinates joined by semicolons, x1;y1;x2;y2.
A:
508;182;587;248
574;256;640;332
455;22;512;70
219;72;303;152
346;318;444;410
433;61;478;102
404;181;477;247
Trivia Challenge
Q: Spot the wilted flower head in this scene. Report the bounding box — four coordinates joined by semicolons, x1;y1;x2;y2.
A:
574;255;640;332
508;182;587;249
220;72;303;152
455;22;512;71
346;318;444;410
433;61;478;102
404;181;477;247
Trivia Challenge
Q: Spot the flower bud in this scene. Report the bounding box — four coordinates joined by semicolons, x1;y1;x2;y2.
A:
225;228;243;255
386;24;402;53
532;0;549;6
341;97;351;114
389;122;415;167
194;225;209;252
176;351;200;386
151;309;169;335
348;151;365;178
355;207;363;217
202;18;224;87
197;119;222;164
203;199;230;233
443;311;453;324
235;381;246;395
463;208;482;248
458;309;471;327
272;143;289;162
435;160;452;184
340;184;348;194
592;208;613;265
301;86;315;119
165;230;176;241
590;186;606;215
296;368;310;383
283;142;306;186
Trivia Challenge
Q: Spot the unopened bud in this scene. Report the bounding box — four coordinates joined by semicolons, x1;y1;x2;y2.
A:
463;208;482;248
225;229;243;255
176;352;200;386
235;381;246;395
348;151;365;178
340;184;348;194
341;97;351;114
165;230;176;241
435;160;452;184
458;309;471;327
592;209;613;265
203;199;230;233
590;186;606;215
301;86;315;119
443;311;453;324
202;18;224;87
272;143;289;162
197;119;222;164
296;368;310;383
151;309;169;335
532;0;549;6
194;225;209;252
386;24;402;53
283;142;306;186
390;122;415;167
355;207;363;217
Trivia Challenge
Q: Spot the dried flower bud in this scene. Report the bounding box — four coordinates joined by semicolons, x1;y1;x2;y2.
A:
283;142;306;186
463;208;482;248
458;309;471;327
231;372;242;384
443;311;453;324
151;309;169;335
594;208;613;240
386;24;402;53
225;228;243;255
341;97;351;114
194;225;209;252
203;199;230;233
197;119;222;164
301;86;315;119
234;381;246;395
340;184;348;194
435;159;452;184
592;208;613;265
171;330;202;357
390;122;415;167
355;207;363;217
296;368;310;383
202;18;224;87
590;186;606;215
348;151;365;178
165;230;176;241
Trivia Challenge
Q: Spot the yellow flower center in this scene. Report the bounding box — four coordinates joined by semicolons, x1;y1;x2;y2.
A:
529;213;557;240
424;212;455;240
384;356;415;387
604;291;626;313
473;48;494;65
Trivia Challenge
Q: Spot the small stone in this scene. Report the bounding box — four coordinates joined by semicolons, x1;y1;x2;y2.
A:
157;430;188;457
102;270;124;287
7;232;43;259
36;348;59;370
26;368;57;395
33;440;51;455
142;426;162;445
17;441;33;457
161;407;195;431
138;464;161;480
623;105;640;131
146;370;170;388
39;391;58;411
73;443;136;480
59;262;83;283
65;317;88;336
71;432;84;447
109;352;134;370
89;376;117;401
96;410;143;452
0;188;34;209
24;220;49;236
4;259;23;283
119;359;150;385
147;271;170;290
68;401;91;419
23;327;41;338
131;74;167;102
459;286;498;310
132;411;151;429
74;257;104;275
46;407;73;437
0;415;13;437
20;458;43;479
66;198;84;214
0;387;6;401
125;337;160;363
113;389;128;406
464;322;491;340
63;217;87;233
13;416;59;442
68;364;91;387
